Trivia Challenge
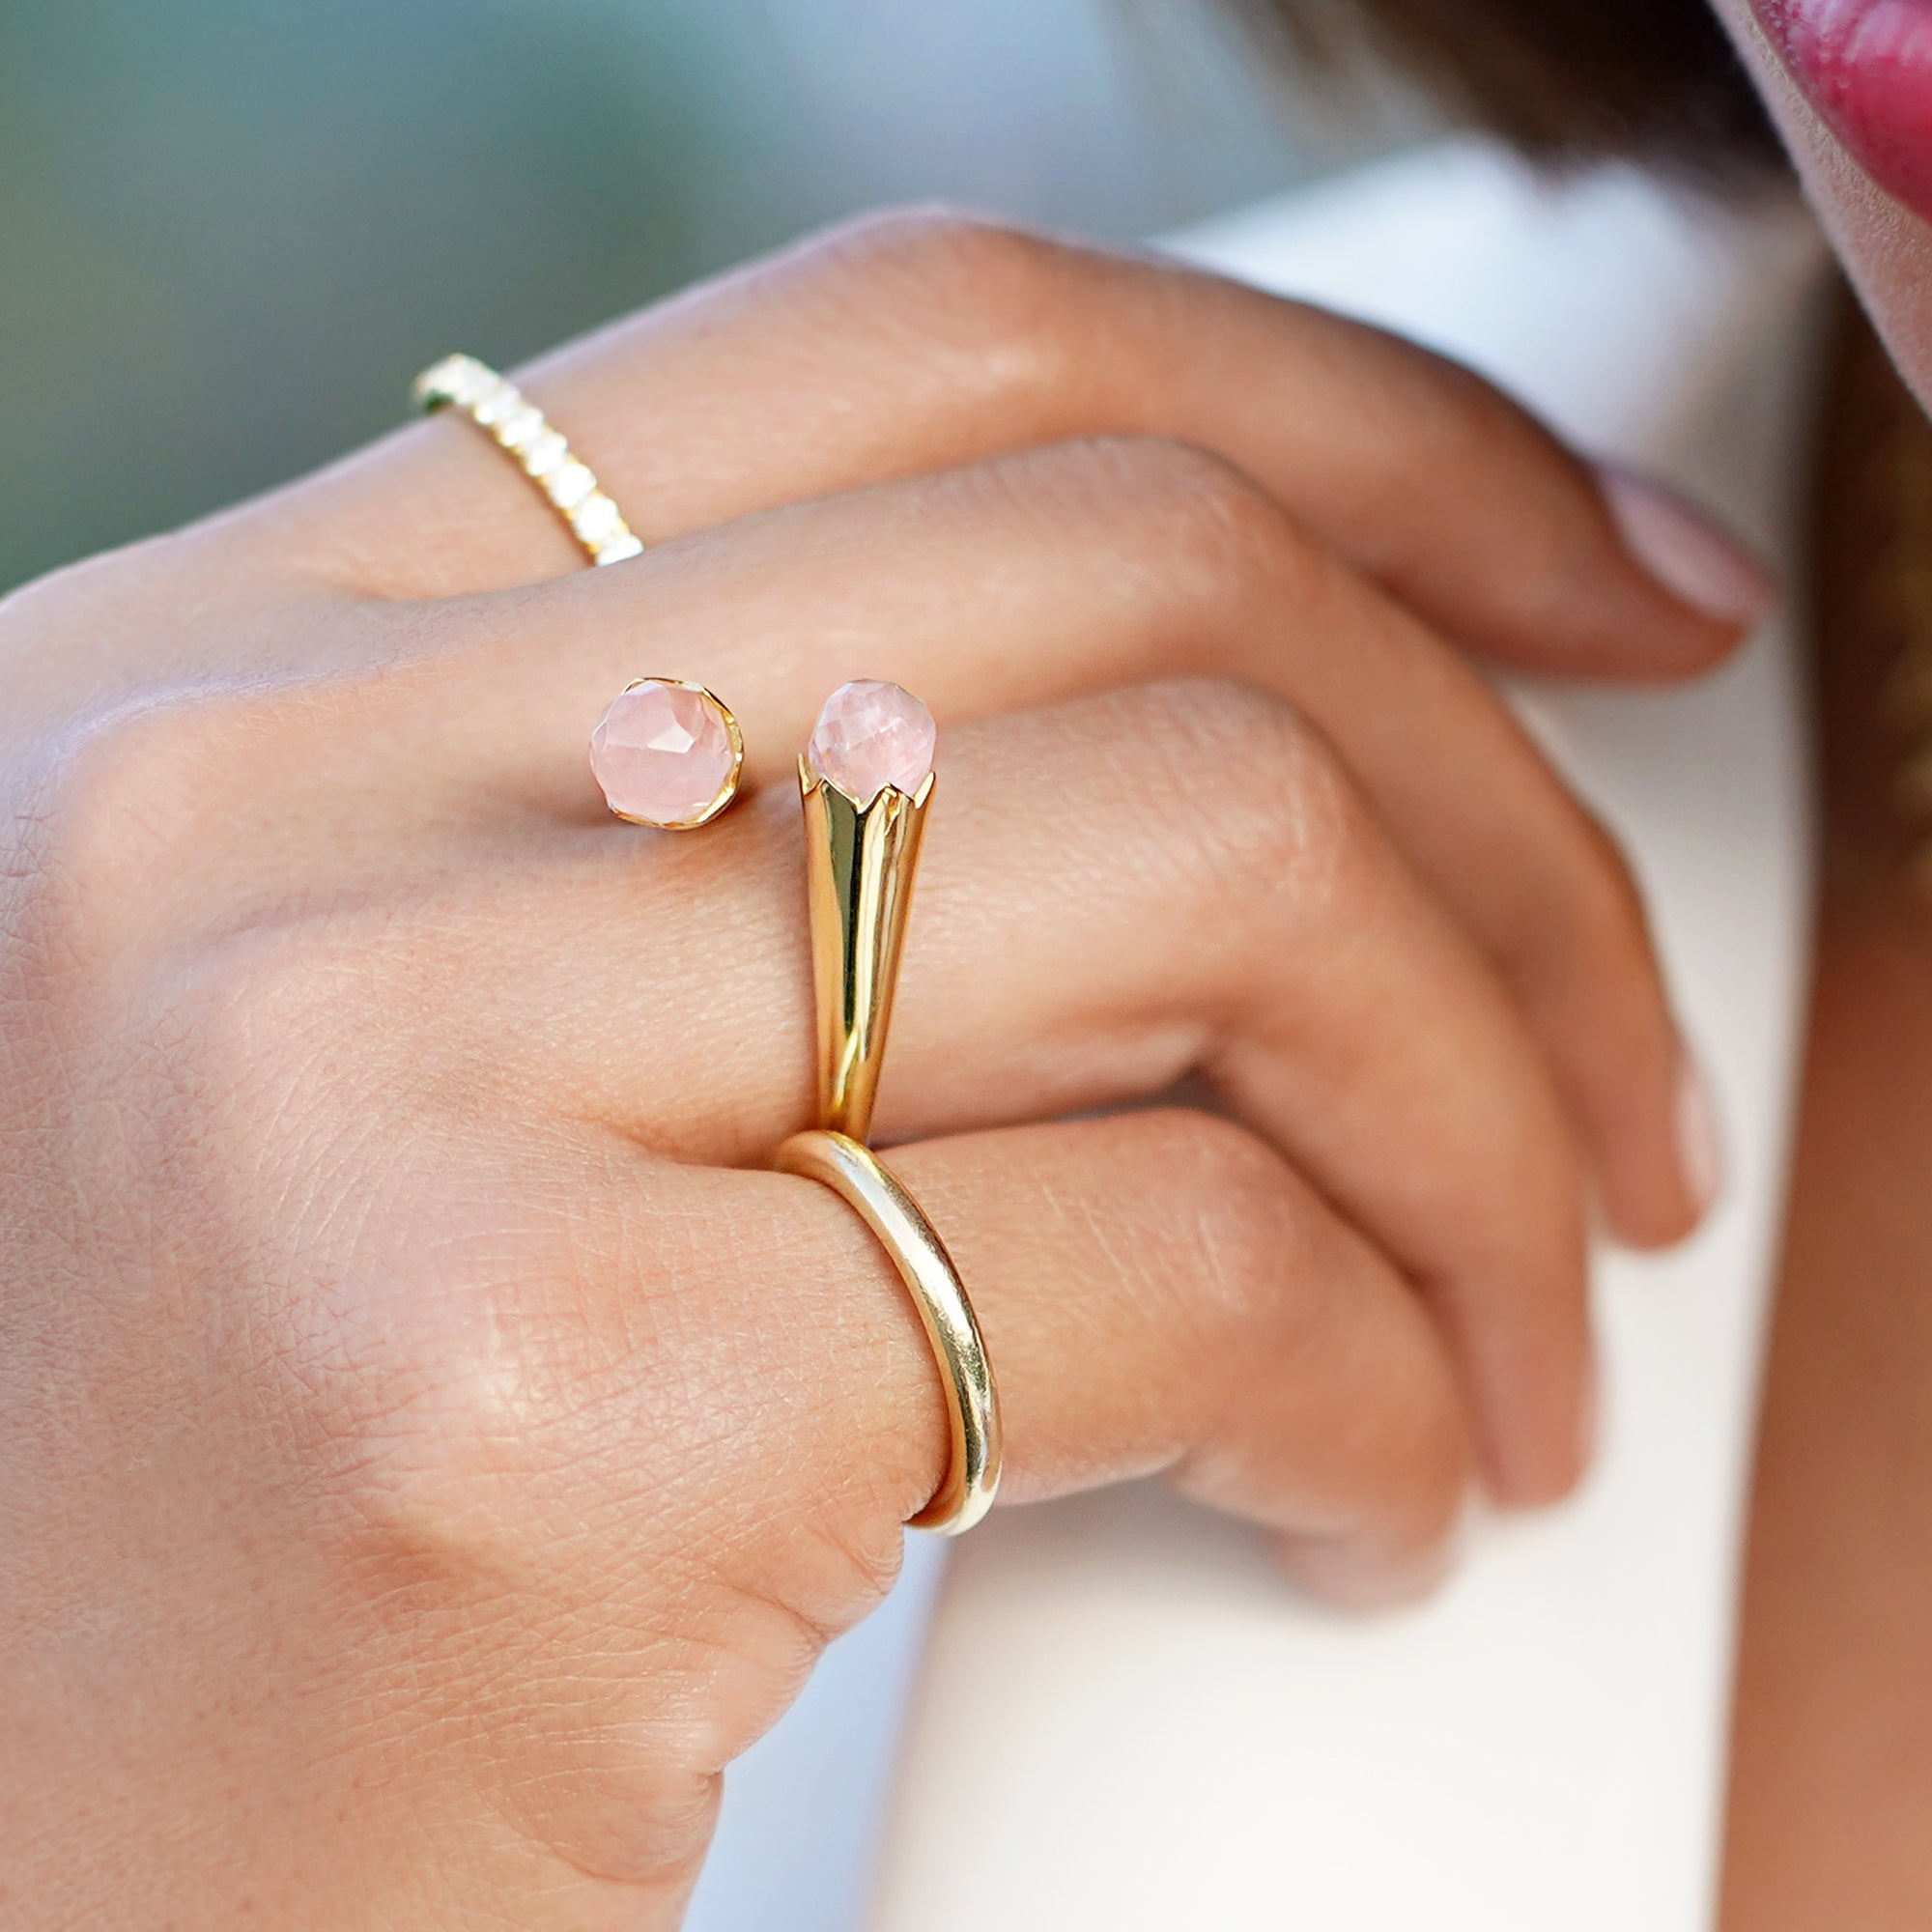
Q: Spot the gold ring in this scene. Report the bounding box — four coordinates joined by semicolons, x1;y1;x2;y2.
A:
799;681;938;1143
775;1129;1002;1535
411;353;644;567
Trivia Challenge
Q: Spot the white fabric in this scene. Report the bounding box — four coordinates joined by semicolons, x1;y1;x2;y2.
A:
688;138;1830;1932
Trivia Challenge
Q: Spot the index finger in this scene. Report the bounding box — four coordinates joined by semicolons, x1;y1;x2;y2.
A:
250;210;1766;675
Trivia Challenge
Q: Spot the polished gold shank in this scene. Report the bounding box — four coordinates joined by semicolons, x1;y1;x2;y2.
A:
775;1128;1001;1535
411;352;645;567
799;759;933;1143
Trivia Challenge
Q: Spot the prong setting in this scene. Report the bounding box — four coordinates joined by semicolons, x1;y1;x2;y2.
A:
589;677;745;831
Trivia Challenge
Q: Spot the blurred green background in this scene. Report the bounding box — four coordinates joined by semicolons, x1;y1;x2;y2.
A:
0;0;1403;595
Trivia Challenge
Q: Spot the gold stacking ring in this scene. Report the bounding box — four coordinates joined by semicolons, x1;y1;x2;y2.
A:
411;353;644;567
776;1129;1002;1535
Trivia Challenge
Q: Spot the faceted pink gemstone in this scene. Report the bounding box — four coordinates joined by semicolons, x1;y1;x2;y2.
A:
589;680;737;827
806;680;936;807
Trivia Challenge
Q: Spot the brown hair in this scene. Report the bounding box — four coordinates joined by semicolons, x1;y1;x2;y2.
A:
1236;0;1779;168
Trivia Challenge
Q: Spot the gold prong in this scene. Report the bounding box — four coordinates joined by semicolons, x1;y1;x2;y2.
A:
799;756;932;1142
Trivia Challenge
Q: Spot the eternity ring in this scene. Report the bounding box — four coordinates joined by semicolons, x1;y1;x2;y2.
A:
411;353;645;566
776;1129;1003;1535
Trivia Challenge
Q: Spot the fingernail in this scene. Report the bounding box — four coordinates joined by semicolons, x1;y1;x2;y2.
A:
1675;1050;1725;1219
1599;466;1777;628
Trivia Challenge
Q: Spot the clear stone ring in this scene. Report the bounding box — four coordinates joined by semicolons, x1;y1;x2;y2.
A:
411;353;644;567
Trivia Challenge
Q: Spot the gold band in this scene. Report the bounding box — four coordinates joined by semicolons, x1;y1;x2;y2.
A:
776;1129;1002;1536
798;759;932;1144
411;354;645;567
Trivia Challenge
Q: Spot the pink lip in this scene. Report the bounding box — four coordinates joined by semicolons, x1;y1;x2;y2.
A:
1755;0;1932;217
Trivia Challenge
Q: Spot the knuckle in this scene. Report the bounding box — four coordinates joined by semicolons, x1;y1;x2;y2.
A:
1022;434;1292;583
259;1175;735;1599
1151;1117;1472;1557
278;1218;594;1586
1132;678;1358;913
175;916;390;1122
13;675;362;971
1137;1110;1307;1351
1106;435;1288;552
126;918;429;1321
107;921;402;1324
836;202;1055;302
816;203;1075;395
17;698;240;963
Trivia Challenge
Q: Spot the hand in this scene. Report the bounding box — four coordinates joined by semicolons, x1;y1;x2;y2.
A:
0;212;1759;1926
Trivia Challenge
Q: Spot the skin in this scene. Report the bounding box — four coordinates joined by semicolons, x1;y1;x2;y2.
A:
0;213;1747;1925
1666;3;1932;1923
1721;305;1932;1926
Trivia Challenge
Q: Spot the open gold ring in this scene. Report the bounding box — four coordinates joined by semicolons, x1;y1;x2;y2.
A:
775;1129;1002;1535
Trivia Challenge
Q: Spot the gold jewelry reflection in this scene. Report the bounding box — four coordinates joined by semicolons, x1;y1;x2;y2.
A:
776;1128;1002;1535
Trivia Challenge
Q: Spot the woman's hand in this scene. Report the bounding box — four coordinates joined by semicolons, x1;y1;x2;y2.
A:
0;212;1761;1926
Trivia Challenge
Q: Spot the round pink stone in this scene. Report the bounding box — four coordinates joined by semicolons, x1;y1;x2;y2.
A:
806;680;936;807
589;680;738;827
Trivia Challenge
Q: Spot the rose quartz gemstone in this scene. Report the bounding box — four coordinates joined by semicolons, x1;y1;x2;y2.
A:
589;680;737;827
806;680;936;807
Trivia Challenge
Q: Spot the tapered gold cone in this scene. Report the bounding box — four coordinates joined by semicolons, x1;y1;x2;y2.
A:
799;757;934;1143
